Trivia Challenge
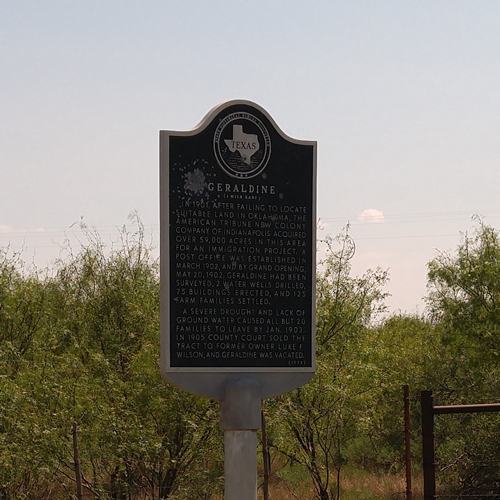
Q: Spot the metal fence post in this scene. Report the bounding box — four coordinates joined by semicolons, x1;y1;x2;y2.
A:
403;385;413;500
421;390;436;500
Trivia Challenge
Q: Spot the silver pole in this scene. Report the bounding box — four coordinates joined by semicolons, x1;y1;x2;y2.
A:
220;378;261;500
224;430;257;500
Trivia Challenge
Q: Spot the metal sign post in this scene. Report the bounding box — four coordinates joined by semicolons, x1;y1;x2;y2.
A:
160;100;316;499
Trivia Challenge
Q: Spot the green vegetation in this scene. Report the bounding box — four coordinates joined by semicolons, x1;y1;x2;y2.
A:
0;221;498;499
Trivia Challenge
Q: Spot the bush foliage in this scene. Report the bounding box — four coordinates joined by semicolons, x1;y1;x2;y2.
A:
0;222;498;499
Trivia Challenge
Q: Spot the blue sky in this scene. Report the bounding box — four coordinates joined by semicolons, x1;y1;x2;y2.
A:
1;1;499;312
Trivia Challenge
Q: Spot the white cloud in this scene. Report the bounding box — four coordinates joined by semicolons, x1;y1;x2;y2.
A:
358;208;385;224
317;218;328;232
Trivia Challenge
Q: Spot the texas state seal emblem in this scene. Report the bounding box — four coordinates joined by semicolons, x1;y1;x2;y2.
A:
213;112;271;179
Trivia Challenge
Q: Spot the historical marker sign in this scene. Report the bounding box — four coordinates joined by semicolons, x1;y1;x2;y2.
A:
160;100;316;398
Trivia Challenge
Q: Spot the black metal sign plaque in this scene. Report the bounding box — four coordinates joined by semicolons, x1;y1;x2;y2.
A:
160;100;316;398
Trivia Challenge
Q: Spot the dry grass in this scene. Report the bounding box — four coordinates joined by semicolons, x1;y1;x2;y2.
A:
257;471;422;499
341;470;423;498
